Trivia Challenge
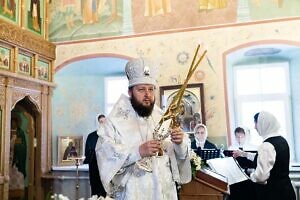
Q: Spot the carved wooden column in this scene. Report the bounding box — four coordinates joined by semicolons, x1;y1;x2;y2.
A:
47;87;54;171
0;76;7;200
2;77;14;200
40;85;49;173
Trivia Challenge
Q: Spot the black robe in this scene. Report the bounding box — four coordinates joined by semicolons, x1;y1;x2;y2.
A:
84;131;106;197
191;139;217;150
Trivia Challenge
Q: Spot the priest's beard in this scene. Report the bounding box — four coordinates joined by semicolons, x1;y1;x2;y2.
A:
130;95;155;117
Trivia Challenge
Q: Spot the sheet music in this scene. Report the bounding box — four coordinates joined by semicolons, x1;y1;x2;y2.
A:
206;157;249;185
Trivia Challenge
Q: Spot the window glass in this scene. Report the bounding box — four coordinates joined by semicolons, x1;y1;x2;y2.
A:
261;67;287;94
105;76;128;114
233;62;292;151
236;68;261;95
236;64;287;95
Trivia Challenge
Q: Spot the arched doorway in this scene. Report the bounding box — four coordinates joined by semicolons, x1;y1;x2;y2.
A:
9;96;40;200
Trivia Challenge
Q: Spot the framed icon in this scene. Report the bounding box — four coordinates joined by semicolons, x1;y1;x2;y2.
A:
0;46;11;70
17;52;32;75
26;0;44;36
0;0;20;25
57;136;83;166
37;59;49;81
160;83;205;133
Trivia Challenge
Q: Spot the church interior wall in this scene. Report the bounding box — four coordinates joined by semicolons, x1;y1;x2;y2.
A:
2;1;300;199
54;18;300;154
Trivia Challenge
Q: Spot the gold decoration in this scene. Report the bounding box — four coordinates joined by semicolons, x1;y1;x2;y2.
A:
12;89;41;109
0;87;5;107
0;18;55;60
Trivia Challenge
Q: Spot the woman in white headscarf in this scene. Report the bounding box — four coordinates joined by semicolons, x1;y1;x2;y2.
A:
191;124;217;150
233;111;295;200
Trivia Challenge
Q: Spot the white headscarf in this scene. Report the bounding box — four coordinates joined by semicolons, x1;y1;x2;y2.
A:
256;111;281;140
194;123;208;147
96;114;106;136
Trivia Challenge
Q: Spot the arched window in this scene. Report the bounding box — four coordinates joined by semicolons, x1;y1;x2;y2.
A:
232;62;292;146
226;44;300;162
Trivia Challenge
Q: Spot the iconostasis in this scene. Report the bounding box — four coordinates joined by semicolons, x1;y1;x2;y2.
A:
0;1;55;199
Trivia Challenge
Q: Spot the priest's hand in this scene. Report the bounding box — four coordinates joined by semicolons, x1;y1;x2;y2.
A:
170;127;184;145
139;140;160;158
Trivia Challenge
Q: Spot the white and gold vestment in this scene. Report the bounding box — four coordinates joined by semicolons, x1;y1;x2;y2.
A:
96;94;191;199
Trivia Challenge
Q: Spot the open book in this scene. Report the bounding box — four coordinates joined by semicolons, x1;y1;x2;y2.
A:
206;157;249;185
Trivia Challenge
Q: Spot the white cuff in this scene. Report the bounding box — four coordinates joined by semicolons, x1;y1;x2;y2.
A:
174;142;188;159
123;145;142;167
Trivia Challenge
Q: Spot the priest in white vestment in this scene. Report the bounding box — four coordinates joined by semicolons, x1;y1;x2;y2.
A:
96;57;191;199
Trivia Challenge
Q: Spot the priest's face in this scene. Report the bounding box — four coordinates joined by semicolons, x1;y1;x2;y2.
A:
129;84;155;117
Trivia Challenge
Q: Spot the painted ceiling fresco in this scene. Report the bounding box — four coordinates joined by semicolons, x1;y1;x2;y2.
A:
48;0;300;42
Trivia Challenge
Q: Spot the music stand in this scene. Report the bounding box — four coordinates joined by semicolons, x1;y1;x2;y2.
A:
196;149;220;160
